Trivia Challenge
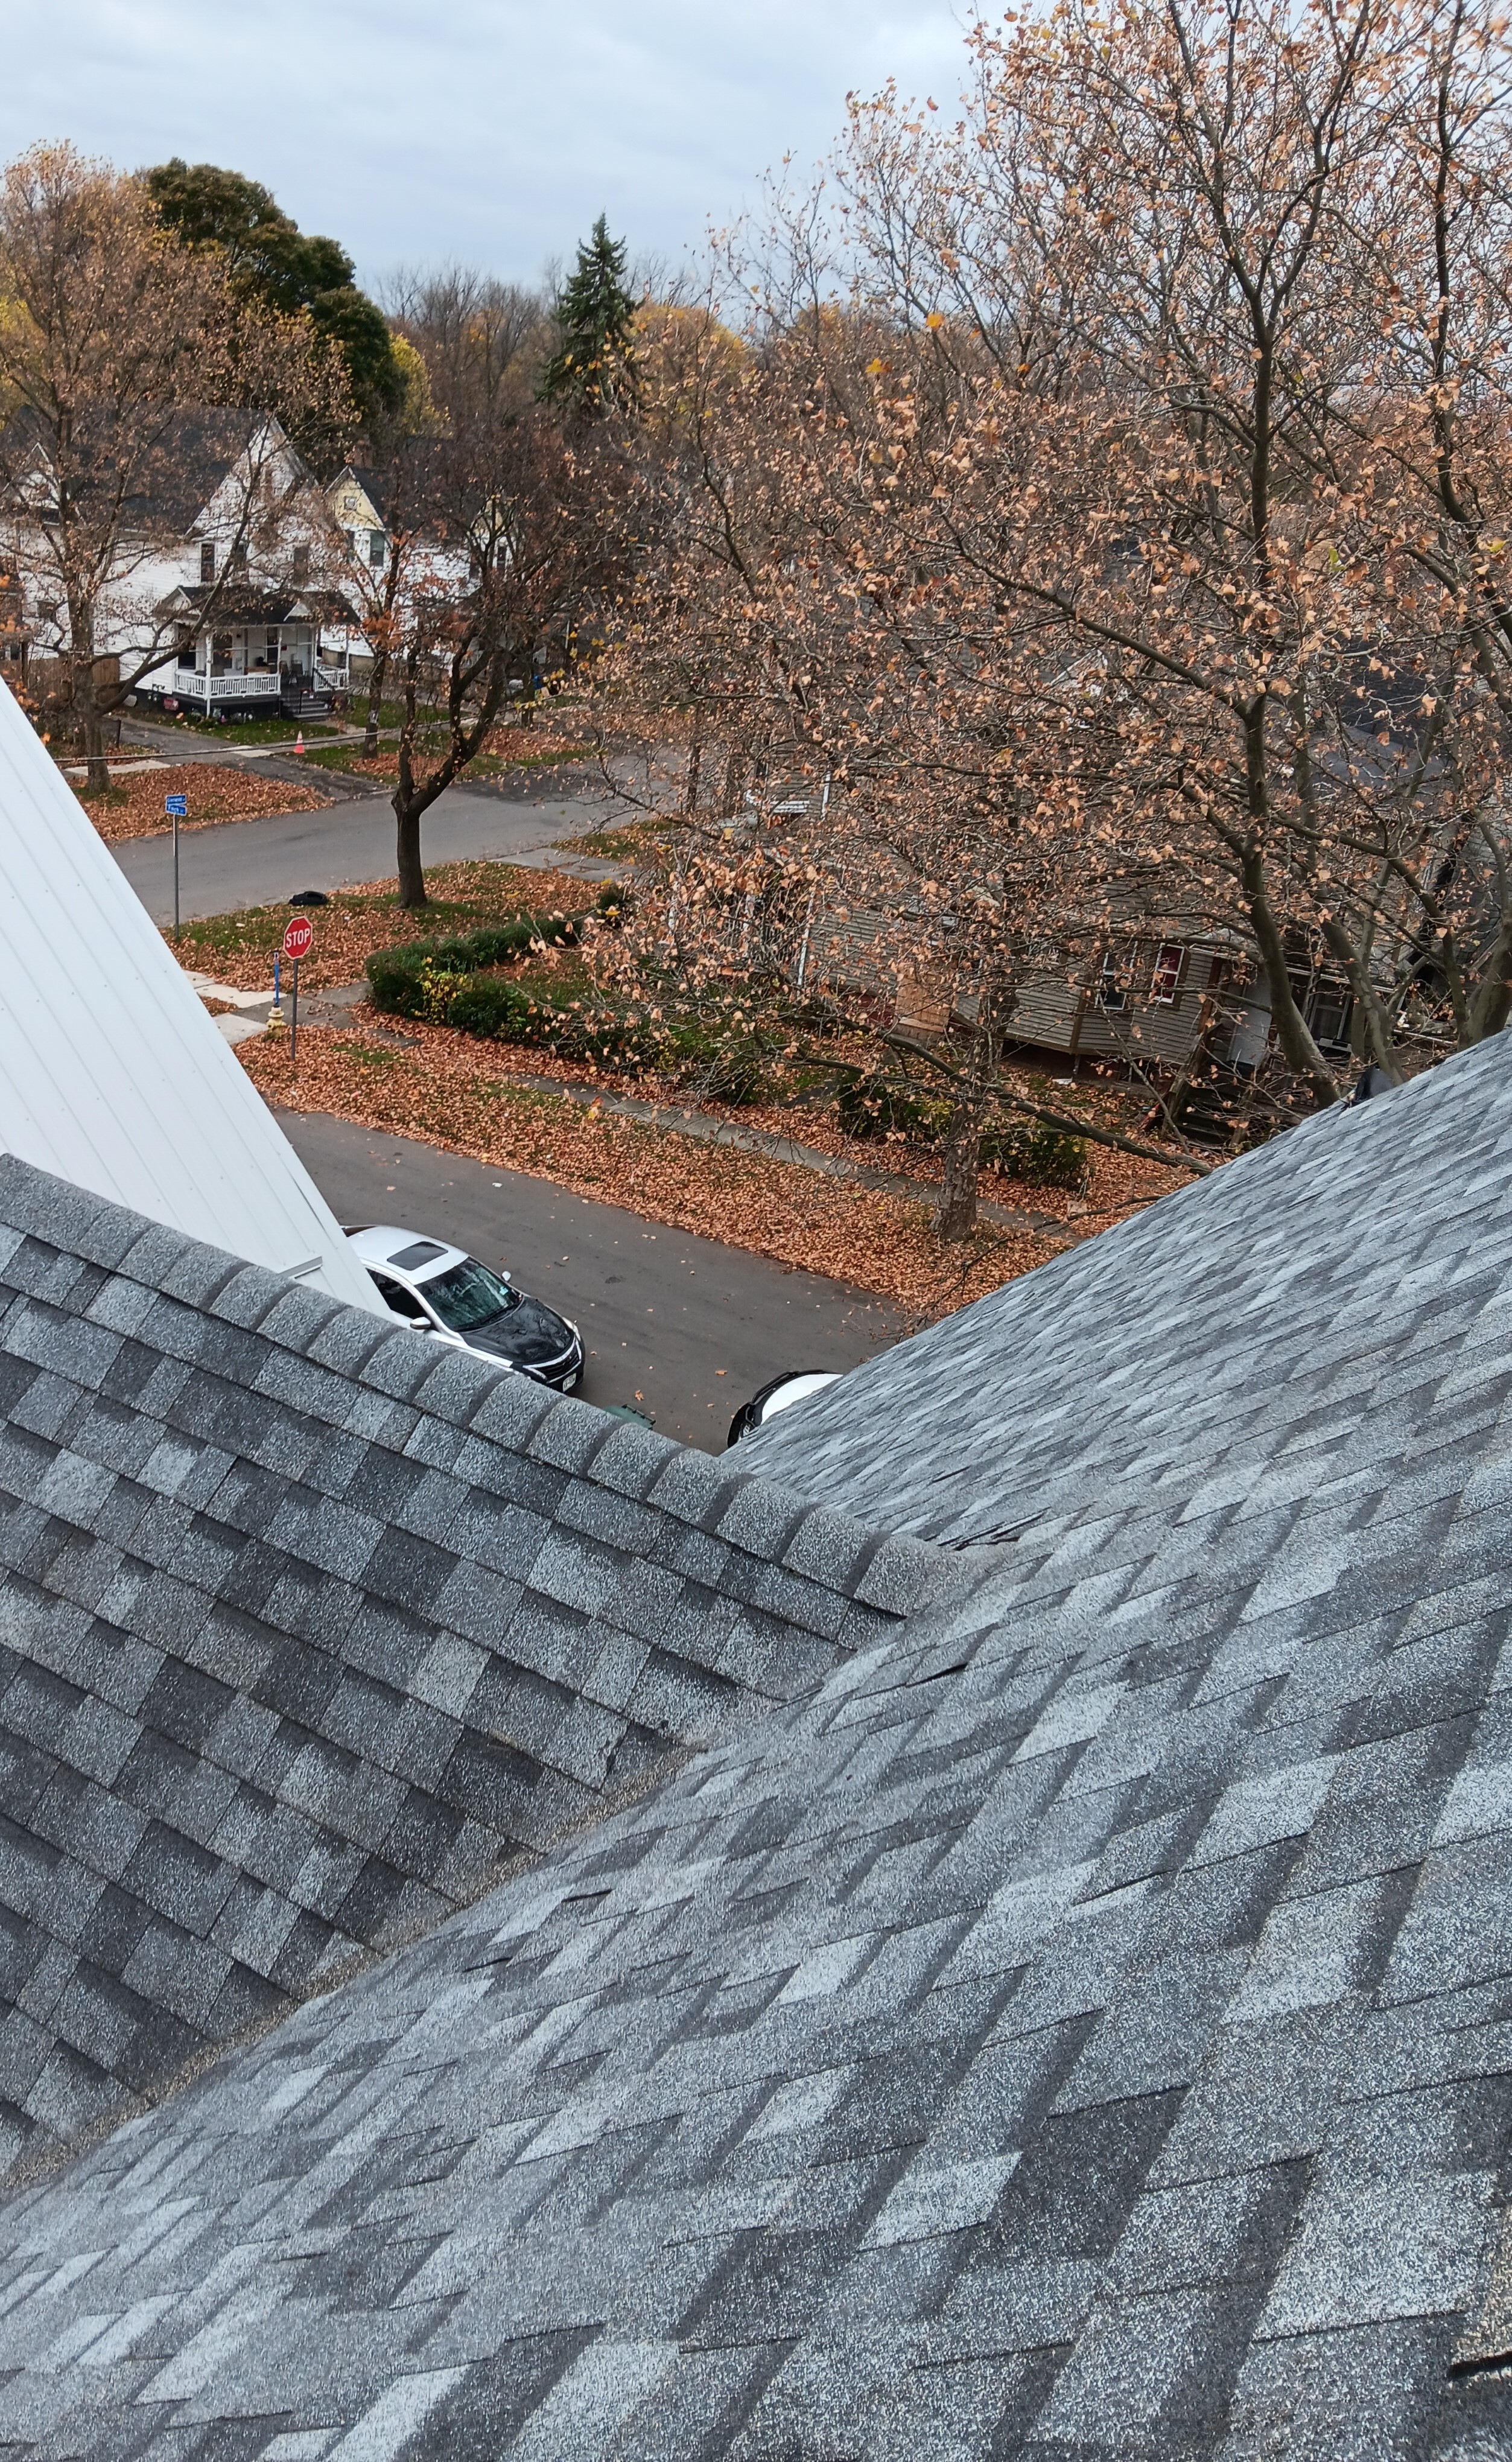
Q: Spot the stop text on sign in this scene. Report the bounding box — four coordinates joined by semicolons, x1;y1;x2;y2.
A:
282;915;314;962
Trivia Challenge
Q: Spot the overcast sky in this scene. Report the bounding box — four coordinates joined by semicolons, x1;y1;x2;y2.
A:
7;1;973;293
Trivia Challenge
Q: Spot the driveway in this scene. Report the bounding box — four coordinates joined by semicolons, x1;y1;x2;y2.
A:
110;780;627;923
279;1112;906;1450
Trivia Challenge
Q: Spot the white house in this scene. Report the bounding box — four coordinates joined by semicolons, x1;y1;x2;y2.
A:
2;411;367;722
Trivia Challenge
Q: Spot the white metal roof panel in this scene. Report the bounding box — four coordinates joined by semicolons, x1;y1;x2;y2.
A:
0;677;381;1312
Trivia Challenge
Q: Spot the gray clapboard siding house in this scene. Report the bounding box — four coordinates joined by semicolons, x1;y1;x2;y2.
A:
2;1039;1512;2455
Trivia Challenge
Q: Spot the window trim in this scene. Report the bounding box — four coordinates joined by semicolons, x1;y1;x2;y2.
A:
1096;950;1129;1013
1150;942;1186;1005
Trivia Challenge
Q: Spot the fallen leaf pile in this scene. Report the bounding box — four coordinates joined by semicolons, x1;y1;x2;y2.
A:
305;728;592;786
241;1015;1094;1320
76;763;326;843
168;860;595;993
505;1040;1186;1227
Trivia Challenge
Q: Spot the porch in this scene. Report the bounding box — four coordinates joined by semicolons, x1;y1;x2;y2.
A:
144;588;360;720
164;662;347;716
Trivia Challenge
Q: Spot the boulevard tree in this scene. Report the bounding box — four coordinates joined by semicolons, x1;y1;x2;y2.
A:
372;405;635;907
824;0;1512;1095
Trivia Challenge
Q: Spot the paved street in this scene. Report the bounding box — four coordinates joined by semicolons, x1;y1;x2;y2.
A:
279;1111;906;1450
112;780;627;923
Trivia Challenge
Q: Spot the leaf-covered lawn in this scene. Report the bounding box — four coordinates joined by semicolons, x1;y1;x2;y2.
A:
301;724;593;781
240;1011;1072;1319
168;860;594;991
76;762;327;842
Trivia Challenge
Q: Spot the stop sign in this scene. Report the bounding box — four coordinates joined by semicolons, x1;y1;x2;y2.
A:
282;915;314;962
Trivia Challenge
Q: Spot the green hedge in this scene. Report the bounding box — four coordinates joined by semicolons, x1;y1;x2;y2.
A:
368;917;775;1101
979;1118;1087;1189
837;1076;949;1142
838;1074;1085;1188
365;905;589;1020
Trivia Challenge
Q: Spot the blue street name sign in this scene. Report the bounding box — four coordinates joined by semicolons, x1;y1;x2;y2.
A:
164;794;188;817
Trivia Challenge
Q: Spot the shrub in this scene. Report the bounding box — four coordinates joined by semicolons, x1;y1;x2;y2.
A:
553;1006;659;1067
365;946;432;1019
365;906;584;1017
445;975;534;1038
979;1117;1087;1189
465;920;537;967
837;1075;948;1142
699;1035;769;1104
415;961;469;1024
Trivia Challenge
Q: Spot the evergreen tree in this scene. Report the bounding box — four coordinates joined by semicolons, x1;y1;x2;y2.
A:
539;215;639;416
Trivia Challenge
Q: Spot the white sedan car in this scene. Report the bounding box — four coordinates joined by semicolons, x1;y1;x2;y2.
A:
346;1226;583;1391
726;1370;840;1448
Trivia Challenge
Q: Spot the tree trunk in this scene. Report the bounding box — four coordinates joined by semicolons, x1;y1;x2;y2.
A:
72;646;110;796
82;701;110;797
395;792;427;908
934;982;1017;1241
1239;840;1339;1107
936;1094;983;1240
722;746;746;817
363;653;387;757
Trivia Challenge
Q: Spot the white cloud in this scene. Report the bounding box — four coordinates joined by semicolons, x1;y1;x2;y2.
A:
5;0;973;285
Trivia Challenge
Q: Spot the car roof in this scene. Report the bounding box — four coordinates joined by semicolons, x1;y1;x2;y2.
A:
344;1224;469;1283
760;1371;840;1419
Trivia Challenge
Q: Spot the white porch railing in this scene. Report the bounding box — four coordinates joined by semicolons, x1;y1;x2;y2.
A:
171;670;281;703
315;663;346;691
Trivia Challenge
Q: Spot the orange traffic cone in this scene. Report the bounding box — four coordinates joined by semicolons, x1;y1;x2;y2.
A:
293;732;305;755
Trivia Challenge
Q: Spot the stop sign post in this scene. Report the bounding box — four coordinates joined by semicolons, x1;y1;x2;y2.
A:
282;914;313;1068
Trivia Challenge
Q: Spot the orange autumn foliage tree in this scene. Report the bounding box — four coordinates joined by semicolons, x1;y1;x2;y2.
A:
605;0;1512;1229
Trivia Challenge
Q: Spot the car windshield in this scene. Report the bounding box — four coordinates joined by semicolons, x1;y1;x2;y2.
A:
422;1256;521;1332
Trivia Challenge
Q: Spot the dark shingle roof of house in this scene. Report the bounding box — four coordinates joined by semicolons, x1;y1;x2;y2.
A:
2;1040;1512;2456
0;1157;930;2178
3;408;270;539
161;585;361;627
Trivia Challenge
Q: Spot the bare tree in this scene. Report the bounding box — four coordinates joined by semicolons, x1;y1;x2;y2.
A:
386;266;548;427
372;406;634;907
0;144;349;791
828;0;1512;1091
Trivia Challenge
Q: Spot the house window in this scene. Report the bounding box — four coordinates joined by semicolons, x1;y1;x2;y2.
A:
291;546;311;585
1096;952;1128;1012
200;540;215;585
369;529;386;567
1151;943;1185;1004
229;539;248;574
1307;981;1355;1051
176;626;195;670
211;632;232;675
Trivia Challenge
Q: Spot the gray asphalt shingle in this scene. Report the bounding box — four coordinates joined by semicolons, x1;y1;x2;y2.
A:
2;1041;1512;2453
0;1156;926;2186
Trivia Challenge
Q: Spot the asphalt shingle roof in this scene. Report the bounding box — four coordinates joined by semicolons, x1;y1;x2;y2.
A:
2;1039;1512;2456
0;1156;931;2181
